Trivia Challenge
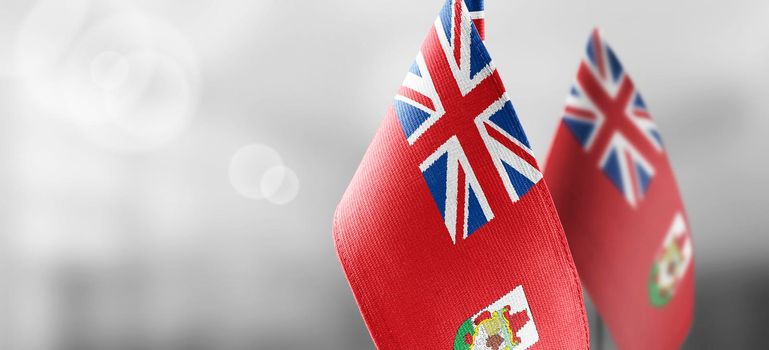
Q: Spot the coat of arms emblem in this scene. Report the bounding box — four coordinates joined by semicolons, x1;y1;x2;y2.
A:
454;286;539;350
648;213;692;307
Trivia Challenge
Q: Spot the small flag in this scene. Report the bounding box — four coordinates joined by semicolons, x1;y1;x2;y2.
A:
333;1;589;348
544;29;694;349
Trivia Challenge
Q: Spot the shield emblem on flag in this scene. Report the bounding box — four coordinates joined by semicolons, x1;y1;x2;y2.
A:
648;213;693;307
453;286;539;350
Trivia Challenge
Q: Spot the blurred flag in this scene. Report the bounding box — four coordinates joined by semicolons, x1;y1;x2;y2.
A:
333;0;589;348
544;29;694;349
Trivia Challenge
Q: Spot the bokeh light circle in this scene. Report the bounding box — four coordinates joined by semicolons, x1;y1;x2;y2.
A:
261;166;300;205
229;144;284;200
79;50;196;152
15;8;200;152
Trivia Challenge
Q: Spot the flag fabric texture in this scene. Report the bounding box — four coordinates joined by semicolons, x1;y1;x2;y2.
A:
333;0;589;348
544;29;694;349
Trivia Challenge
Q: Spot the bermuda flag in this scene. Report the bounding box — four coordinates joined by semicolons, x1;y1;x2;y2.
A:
544;29;694;349
333;1;589;348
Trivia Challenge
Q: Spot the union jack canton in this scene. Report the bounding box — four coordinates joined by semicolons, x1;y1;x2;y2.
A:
562;29;665;207
394;0;542;244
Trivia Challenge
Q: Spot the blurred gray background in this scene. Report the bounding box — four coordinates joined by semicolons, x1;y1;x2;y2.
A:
0;0;767;349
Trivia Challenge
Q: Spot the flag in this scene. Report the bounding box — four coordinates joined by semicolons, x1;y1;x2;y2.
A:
544;29;694;349
333;1;589;348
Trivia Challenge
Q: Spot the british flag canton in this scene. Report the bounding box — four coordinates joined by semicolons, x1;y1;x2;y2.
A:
393;0;542;244
562;29;665;207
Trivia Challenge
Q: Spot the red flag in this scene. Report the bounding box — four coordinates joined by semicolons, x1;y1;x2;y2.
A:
333;1;588;348
544;29;694;349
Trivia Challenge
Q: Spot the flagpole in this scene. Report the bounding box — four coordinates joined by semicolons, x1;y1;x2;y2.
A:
593;317;604;350
584;292;605;350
